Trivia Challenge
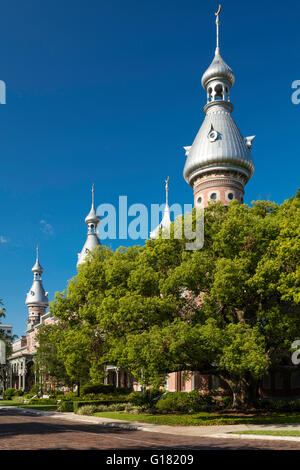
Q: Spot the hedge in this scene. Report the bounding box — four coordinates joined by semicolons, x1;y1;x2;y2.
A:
73;399;128;413
61;401;75;412
80;383;116;395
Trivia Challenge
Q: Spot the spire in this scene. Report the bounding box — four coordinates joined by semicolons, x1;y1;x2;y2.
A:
165;176;169;207
201;5;235;103
25;247;49;307
77;185;101;267
85;184;100;226
215;4;221;54
150;177;171;239
31;244;43;275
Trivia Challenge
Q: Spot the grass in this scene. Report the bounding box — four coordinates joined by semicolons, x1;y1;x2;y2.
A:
0;401;57;411
232;430;300;437
92;411;300;426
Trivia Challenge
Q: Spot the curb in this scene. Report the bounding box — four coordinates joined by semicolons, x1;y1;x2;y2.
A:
209;433;300;443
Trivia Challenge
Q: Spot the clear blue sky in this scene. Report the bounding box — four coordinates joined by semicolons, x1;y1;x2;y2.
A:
1;0;299;337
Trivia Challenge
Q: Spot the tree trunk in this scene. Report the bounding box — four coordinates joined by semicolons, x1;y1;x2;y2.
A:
220;374;258;409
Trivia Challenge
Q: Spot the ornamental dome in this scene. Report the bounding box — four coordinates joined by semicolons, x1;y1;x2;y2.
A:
85;205;100;225
25;247;49;307
201;48;235;90
77;185;101;268
183;103;254;186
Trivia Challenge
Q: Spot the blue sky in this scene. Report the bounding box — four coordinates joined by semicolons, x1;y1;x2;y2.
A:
0;0;299;337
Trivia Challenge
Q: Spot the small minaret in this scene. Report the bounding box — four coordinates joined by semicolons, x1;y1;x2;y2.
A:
150;177;172;239
25;246;49;330
183;6;255;207
77;185;101;267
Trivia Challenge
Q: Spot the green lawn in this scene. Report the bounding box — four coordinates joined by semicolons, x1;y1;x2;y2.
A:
92;411;300;426
232;430;300;437
0;401;57;411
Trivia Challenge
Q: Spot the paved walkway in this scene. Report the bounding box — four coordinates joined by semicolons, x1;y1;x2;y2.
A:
2;406;300;442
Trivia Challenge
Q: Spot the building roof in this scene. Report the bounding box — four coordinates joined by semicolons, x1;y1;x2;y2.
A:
25;247;49;307
183;103;254;185
77;185;101;267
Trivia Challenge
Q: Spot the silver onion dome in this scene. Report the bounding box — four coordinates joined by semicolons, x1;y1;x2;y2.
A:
201;49;235;90
183;103;254;185
25;247;49;307
77;185;101;268
85;205;100;225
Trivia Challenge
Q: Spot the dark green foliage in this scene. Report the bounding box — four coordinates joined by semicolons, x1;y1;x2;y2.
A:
35;195;300;408
155;391;215;413
80;383;116;395
256;399;300;412
221;395;233;409
60;401;74;412
3;388;17;400
28;398;57;405
128;389;164;407
2;388;25;399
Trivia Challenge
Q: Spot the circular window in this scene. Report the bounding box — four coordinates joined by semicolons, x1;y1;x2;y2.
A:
197;196;202;205
210;193;217;200
208;130;218;142
228;193;234;200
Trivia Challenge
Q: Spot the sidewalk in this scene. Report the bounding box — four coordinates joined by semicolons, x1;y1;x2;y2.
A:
2;405;300;442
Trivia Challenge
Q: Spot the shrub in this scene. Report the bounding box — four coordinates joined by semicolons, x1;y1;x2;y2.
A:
221;396;233;409
116;387;132;395
30;383;42;395
256;399;300;412
80;383;116;396
155;391;215;414
3;388;17;400
128;389;165;408
12;396;25;403
29;398;57;405
76;405;98;415
60;401;74;412
75;402;145;415
73;399;128;413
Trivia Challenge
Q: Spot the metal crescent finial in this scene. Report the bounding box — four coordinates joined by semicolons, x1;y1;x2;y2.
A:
215;4;221;17
92;184;95;207
215;5;221;51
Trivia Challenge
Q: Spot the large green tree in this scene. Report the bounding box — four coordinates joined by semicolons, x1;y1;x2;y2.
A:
37;193;300;407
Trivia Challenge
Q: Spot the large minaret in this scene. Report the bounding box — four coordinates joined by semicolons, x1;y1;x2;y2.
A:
77;185;101;267
25;246;49;329
183;6;255;208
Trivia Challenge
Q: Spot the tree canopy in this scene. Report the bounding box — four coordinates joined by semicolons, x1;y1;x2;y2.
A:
36;193;300;406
